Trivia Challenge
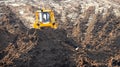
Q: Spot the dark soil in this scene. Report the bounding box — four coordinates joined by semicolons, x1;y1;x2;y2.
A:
0;6;78;67
0;5;120;67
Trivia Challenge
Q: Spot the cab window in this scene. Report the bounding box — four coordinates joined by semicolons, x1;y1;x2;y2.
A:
39;12;42;22
42;12;50;22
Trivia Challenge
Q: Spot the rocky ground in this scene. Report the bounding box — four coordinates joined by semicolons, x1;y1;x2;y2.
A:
0;0;120;67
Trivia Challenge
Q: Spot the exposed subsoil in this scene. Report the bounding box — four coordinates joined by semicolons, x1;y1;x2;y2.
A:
0;5;120;67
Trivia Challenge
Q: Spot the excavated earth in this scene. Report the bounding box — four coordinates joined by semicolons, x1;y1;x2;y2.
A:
0;6;78;67
0;4;120;67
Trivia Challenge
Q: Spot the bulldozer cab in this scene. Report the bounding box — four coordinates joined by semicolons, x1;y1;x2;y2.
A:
38;12;50;23
33;8;58;29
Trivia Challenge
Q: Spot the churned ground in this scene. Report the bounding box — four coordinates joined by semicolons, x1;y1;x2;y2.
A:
0;0;120;67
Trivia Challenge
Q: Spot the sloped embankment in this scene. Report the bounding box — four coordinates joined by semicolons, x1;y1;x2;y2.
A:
0;6;78;67
72;5;120;67
0;3;120;67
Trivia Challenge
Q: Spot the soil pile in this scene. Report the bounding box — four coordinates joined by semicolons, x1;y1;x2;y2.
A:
0;6;78;67
0;1;120;67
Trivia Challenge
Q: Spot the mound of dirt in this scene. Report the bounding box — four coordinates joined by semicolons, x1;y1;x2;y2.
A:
0;6;79;67
0;2;120;67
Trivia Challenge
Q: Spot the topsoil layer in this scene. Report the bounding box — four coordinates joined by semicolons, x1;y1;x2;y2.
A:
0;5;120;67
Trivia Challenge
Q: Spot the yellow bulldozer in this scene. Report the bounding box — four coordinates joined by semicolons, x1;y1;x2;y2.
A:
33;8;58;29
